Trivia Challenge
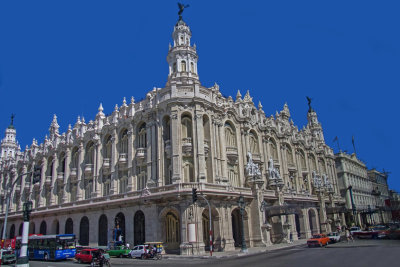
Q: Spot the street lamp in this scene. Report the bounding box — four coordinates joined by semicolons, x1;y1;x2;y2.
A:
238;195;248;253
347;185;357;225
16;200;32;267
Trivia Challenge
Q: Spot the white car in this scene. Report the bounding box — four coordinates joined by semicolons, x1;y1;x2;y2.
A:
327;232;341;243
129;245;149;259
350;226;361;235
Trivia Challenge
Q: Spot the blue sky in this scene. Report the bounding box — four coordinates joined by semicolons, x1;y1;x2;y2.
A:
0;1;399;191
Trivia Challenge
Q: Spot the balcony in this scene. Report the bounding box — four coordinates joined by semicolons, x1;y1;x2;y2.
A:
287;163;297;171
85;163;94;175
45;176;52;185
252;153;261;163
103;158;110;170
204;139;210;158
226;146;238;164
24;183;30;191
164;140;172;159
119;153;127;165
70;168;77;178
182;137;193;156
136;148;147;162
57;172;64;181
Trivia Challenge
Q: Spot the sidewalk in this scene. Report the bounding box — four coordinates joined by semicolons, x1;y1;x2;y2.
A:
163;239;306;259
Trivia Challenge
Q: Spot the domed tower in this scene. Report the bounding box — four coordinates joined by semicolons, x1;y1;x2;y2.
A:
0;115;20;161
166;18;200;86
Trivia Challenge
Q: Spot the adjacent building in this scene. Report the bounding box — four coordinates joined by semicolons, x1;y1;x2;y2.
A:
335;152;392;227
1;16;345;254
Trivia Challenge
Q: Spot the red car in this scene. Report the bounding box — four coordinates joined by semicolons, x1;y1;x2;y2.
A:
75;248;100;263
307;234;330;247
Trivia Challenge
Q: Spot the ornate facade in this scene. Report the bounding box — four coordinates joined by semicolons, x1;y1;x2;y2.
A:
0;18;345;254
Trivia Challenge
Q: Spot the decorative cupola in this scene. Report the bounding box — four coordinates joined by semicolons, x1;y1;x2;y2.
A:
166;11;199;85
0;115;20;160
306;98;325;142
96;103;105;129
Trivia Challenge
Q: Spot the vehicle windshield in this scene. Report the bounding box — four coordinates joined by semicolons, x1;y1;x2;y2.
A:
312;235;321;238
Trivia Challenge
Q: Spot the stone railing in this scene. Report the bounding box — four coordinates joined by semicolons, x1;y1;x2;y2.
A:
45;176;52;185
119;153;127;164
226;146;238;164
136;148;146;161
70;168;77;178
103;158;110;169
182;137;193;155
85;163;94;174
57;172;64;181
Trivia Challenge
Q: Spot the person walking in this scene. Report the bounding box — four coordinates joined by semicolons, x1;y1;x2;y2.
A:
345;227;354;242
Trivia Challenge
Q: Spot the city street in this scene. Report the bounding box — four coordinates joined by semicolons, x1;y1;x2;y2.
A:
20;239;399;267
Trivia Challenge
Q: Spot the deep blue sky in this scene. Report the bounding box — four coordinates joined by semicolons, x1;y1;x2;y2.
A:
0;1;399;191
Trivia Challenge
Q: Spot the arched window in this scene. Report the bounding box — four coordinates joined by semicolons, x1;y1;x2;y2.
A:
85;142;94;164
181;116;192;139
249;131;259;154
286;145;294;165
98;215;108;246
183;161;194;182
269;139;278;160
309;154;317;172
71;147;79;169
104;135;112;159
298;150;306;170
137;123;147;148
180;60;187;72
65;218;73;234
224;123;236;147
120;129;128;154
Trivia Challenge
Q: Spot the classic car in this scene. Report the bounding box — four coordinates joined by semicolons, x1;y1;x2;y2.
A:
107;245;131;257
75;248;100;263
327;232;341;243
307;234;330;247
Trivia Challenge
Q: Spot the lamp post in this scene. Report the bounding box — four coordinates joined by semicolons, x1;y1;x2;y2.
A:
347;185;357;225
238;195;248;253
16;200;32;267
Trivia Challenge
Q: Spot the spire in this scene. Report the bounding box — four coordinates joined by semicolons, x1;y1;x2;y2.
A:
280;103;290;120
236;90;242;101
8;114;15;129
166;10;199;85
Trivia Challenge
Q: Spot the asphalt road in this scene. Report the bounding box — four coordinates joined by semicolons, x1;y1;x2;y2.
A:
14;239;400;267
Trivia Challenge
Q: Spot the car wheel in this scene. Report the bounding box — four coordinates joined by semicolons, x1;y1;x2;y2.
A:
119;253;123;258
44;254;49;261
141;254;145;260
78;259;82;264
308;245;311;248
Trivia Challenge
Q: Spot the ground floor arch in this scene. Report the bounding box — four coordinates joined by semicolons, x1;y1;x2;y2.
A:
51;219;59;234
65;218;73;234
98;214;108;246
134;210;145;246
9;224;15;239
202;208;221;251
114;212;125;244
79;216;89;246
40;221;47;235
160;208;181;252
231;208;249;247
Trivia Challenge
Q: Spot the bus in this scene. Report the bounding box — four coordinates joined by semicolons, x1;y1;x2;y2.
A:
17;234;76;260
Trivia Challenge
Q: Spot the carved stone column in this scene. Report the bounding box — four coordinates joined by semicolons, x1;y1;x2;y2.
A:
219;122;228;183
50;156;58;205
248;179;268;247
171;111;181;183
92;139;100;198
194;112;206;182
76;142;84;201
110;130;118;194
146;122;155;187
62;148;71;203
127;128;134;191
318;192;329;233
39;158;47;207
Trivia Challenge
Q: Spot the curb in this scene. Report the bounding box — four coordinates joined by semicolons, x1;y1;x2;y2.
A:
163;242;306;260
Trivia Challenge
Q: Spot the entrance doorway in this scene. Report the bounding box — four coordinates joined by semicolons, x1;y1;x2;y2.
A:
98;214;108;246
165;211;180;250
134;210;145;245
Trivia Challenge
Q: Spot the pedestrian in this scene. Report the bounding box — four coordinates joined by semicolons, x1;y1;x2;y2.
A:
345;227;354;242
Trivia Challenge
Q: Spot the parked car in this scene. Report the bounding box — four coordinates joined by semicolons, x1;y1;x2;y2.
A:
307;234;330;248
1;249;16;264
75;248;101;263
350;226;361;235
107;245;131;258
129;245;149;259
327;232;341;243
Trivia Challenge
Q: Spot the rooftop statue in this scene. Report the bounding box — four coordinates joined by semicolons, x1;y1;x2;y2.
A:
306;96;313;112
178;2;189;21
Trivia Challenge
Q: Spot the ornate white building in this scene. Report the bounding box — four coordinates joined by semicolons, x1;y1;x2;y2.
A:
0;17;345;254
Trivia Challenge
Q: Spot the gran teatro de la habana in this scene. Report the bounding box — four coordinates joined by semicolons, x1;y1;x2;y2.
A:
0;15;346;254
